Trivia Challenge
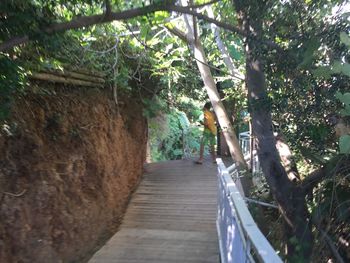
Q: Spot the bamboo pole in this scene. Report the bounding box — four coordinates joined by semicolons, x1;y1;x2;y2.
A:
30;73;104;88
44;69;105;84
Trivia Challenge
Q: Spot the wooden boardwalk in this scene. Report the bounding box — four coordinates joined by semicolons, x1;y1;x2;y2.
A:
89;159;219;263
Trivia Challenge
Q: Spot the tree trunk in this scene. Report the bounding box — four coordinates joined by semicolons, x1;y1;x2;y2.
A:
207;6;244;81
178;0;248;173
275;133;300;182
193;42;247;171
246;54;312;259
233;0;313;260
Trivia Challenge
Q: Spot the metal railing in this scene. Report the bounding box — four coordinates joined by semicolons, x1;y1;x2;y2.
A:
239;131;251;156
238;131;261;174
216;159;282;263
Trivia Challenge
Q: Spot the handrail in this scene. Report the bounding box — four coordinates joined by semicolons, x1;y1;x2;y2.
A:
216;158;282;263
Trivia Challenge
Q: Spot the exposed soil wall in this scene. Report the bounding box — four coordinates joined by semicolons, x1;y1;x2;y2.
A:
0;85;147;262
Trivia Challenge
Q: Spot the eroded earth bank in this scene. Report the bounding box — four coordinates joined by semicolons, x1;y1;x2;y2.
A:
0;85;147;262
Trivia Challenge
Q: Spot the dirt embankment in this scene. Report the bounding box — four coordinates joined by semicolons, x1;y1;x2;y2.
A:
0;86;147;262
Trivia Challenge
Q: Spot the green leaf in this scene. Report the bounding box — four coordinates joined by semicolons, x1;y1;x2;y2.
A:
339;135;350;154
340;106;350;117
341;62;350;77
146;37;160;47
332;61;342;73
153;11;169;23
312;66;331;78
299;38;320;68
335;92;350;104
340;32;350;47
140;24;151;41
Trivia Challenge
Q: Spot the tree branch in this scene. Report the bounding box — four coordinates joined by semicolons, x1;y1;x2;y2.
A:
207;5;244;80
301;155;349;193
170;5;245;35
301;166;328;193
0;4;165;52
189;0;199;43
187;0;220;9
167;5;284;51
0;3;283;53
318;228;345;263
164;26;188;43
312;219;346;263
105;0;112;16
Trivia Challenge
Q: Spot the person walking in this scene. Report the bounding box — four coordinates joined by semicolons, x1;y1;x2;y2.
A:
196;102;217;164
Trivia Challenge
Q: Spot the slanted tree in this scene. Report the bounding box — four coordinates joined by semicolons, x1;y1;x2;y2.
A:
167;0;249;178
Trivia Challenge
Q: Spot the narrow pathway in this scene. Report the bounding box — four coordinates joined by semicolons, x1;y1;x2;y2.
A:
89;159;219;263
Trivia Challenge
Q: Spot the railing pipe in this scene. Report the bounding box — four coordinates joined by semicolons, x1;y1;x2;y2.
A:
216;158;282;263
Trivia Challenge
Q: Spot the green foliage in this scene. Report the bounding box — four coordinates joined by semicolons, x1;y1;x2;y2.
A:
335;92;350;117
0;0;102;42
340;31;350;47
298;37;321;69
147;97;206;162
148;108;202;161
176;98;202;122
313;31;350;78
339;135;350;154
310;172;350;260
263;6;350;160
335;91;350;155
142;97;166;119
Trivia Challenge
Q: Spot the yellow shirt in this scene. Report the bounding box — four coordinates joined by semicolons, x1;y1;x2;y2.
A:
204;109;217;135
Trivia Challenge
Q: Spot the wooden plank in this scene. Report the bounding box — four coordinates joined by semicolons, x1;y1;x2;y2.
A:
89;159;219;263
90;229;218;263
